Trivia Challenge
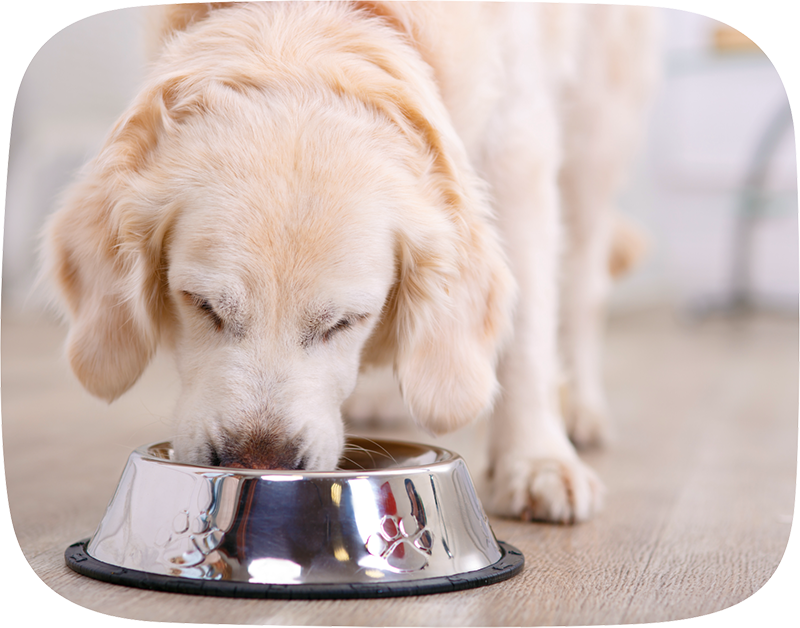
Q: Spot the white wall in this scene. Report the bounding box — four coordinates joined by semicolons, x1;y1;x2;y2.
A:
613;8;797;312
4;7;147;309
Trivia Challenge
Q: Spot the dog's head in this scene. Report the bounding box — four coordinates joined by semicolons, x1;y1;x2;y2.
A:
44;4;514;470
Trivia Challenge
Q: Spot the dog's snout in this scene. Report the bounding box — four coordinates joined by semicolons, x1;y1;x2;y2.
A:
209;432;305;471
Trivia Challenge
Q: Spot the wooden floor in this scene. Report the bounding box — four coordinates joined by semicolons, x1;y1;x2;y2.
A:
2;307;797;625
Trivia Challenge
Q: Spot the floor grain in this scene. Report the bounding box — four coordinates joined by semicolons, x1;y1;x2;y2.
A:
2;307;796;625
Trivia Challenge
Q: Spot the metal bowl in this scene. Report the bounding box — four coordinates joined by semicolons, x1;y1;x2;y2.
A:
66;438;523;598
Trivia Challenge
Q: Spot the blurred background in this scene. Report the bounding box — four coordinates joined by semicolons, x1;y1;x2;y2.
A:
0;3;800;624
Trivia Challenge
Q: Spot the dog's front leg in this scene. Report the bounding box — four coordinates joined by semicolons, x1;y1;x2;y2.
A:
486;191;604;523
478;83;604;525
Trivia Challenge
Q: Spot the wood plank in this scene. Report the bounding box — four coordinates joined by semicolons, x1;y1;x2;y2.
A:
3;309;795;625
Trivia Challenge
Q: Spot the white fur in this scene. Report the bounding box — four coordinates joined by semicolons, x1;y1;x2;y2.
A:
44;2;657;521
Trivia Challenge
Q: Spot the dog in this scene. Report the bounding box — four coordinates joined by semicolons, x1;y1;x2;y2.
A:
43;2;657;523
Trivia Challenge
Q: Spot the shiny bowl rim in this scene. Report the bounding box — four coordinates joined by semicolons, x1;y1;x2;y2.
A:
134;438;461;479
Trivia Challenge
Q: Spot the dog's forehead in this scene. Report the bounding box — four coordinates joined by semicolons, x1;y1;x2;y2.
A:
166;86;410;192
168;182;397;315
163;90;403;312
171;181;396;274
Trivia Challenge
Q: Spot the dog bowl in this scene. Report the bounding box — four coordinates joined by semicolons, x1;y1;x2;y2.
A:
66;438;523;598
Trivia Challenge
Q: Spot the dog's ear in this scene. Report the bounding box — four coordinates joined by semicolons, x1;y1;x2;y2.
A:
42;82;186;402
363;146;516;435
389;216;516;435
351;42;517;434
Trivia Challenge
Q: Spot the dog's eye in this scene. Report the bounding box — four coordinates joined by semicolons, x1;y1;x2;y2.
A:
182;291;223;331
321;318;351;342
302;312;371;348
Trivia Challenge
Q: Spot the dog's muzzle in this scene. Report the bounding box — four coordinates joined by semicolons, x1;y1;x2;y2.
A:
209;432;305;470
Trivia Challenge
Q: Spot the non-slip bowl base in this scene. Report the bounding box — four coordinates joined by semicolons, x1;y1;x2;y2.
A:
65;538;524;599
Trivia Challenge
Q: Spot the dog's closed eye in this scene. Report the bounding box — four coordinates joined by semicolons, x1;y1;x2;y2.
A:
321;317;352;342
302;312;371;348
182;291;224;331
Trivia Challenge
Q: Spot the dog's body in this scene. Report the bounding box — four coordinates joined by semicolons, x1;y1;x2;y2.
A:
44;2;657;523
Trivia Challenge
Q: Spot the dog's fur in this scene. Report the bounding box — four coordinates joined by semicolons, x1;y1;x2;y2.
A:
43;2;657;523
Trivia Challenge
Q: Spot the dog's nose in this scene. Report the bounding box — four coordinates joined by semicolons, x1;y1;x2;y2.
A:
210;434;305;471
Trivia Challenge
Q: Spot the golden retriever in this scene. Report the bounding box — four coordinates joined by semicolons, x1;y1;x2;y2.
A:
43;2;657;523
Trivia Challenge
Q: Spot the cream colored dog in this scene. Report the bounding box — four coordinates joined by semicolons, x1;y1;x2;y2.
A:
44;2;657;523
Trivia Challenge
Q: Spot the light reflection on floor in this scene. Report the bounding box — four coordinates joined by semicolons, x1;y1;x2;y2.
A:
0;462;800;628
0;561;800;626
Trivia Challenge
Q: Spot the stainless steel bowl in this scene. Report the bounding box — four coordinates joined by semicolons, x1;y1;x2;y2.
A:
66;438;523;598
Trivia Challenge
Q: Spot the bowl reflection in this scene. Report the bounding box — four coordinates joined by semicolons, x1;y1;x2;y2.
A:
80;438;516;589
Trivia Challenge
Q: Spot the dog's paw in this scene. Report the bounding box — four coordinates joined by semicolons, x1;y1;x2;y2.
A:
483;455;605;524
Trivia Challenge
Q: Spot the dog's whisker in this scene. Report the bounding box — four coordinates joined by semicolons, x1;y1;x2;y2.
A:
342;442;378;454
348;437;397;465
340;443;380;468
341;437;402;469
336;454;366;471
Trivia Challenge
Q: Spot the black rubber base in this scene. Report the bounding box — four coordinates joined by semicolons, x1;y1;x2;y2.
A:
65;539;524;599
